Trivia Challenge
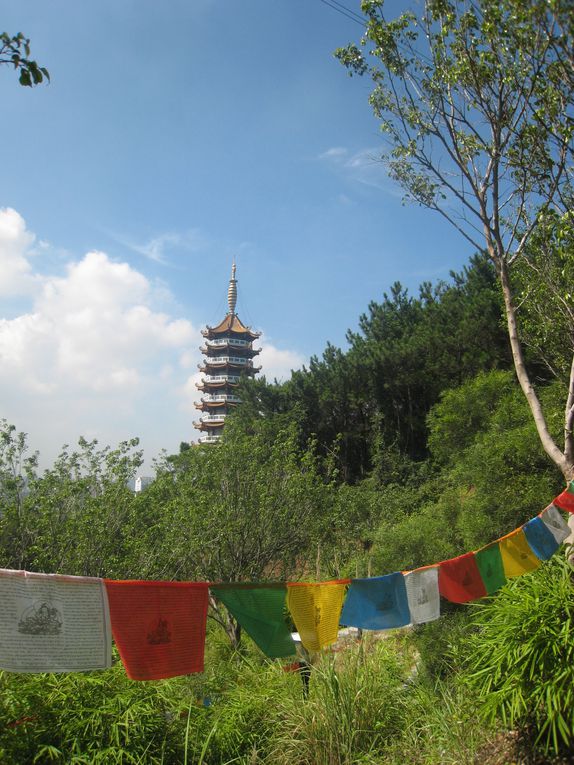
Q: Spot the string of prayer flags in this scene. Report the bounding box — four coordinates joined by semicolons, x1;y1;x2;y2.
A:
523;516;560;560
474;543;507;594
552;481;574;513
210;584;296;659
340;572;410;631
0;569;112;673
404;567;440;624
105;580;209;680
286;580;348;652
438;552;487;603
499;529;540;577
539;504;570;545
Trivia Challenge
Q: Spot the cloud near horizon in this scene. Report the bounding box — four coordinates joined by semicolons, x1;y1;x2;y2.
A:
0;208;305;467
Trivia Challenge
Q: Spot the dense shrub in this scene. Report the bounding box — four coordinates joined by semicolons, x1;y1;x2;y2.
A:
461;556;574;755
0;656;204;764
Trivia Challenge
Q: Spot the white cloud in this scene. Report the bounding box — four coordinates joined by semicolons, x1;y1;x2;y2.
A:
1;249;198;394
258;338;304;382
117;228;209;265
318;146;348;160
0;210;305;466
0;208;38;296
0;211;203;466
318;146;395;192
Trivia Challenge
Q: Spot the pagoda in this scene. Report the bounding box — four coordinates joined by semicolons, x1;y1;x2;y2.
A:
194;263;261;443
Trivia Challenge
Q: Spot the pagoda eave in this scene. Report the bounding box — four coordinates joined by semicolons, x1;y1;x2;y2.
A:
196;381;239;390
194;421;226;431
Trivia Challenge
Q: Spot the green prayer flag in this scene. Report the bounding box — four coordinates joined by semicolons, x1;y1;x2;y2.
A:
475;543;506;594
211;584;296;658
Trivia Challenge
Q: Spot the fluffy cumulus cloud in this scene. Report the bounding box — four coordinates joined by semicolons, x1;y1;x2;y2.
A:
0;209;305;467
0;246;197;395
0;207;38;296
0;208;202;465
257;339;304;382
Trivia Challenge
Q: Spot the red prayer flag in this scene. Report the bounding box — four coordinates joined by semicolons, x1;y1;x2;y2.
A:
438;552;487;603
105;580;209;680
553;483;574;513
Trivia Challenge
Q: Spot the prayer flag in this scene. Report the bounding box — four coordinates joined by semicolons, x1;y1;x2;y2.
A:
553;480;574;513
105;580;208;680
438;552;487;603
0;569;112;673
540;504;570;545
523;516;559;560
474;543;506;594
340;573;410;631
286;581;347;652
210;584;295;658
404;567;440;624
499;529;540;577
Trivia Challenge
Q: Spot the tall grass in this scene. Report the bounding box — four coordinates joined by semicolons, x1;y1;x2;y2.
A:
268;637;410;765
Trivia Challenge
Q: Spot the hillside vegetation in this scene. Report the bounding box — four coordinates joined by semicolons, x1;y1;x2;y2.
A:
1;252;573;763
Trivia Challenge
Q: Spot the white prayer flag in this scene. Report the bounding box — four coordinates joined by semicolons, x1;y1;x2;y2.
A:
540;504;570;545
404;567;440;625
0;569;112;673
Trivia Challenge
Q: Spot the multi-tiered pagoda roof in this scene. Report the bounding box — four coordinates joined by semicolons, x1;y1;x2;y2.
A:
194;264;261;443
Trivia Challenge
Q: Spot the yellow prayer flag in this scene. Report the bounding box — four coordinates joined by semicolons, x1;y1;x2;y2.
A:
287;582;347;652
499;529;540;577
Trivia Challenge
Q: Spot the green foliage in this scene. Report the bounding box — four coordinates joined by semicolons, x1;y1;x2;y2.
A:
0;656;201;764
410;610;473;680
240;255;510;481
336;0;574;480
269;639;409;765
461;557;574;755
0;425;142;578
202;658;298;763
427;370;515;466
384;677;494;765
135;417;333;584
370;369;563;574
0;32;49;86
512;209;574;381
336;0;574;263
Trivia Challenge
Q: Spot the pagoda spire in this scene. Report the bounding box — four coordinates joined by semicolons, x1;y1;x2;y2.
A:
227;261;237;315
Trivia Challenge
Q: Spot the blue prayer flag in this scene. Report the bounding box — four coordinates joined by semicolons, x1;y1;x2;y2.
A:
340;572;410;630
523;516;559;560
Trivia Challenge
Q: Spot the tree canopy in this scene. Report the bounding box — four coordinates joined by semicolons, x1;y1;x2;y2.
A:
336;0;574;479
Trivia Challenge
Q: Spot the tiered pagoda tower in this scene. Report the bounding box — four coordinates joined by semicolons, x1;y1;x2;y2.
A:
194;263;261;443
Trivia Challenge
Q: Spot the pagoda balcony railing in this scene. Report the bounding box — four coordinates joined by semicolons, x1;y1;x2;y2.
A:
200;414;227;423
207;338;251;348
200;356;252;367
202;374;240;384
202;394;242;403
198;434;221;444
200;346;260;357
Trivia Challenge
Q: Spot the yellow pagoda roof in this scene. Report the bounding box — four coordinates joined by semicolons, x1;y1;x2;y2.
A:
205;313;260;337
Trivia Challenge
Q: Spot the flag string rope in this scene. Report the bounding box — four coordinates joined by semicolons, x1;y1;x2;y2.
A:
0;482;572;678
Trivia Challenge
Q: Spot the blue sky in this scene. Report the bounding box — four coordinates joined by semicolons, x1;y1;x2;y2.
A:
0;0;471;468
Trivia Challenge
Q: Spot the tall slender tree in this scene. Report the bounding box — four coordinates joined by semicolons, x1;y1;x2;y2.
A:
337;0;574;479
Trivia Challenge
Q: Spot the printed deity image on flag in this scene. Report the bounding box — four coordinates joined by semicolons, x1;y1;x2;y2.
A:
0;569;112;673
